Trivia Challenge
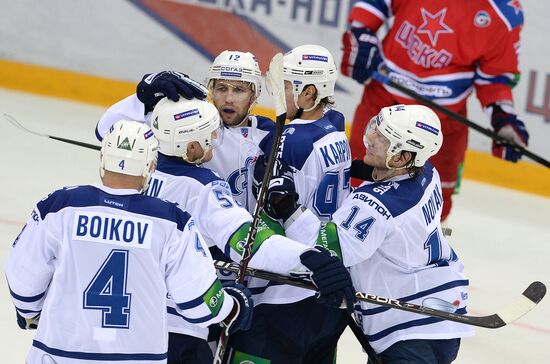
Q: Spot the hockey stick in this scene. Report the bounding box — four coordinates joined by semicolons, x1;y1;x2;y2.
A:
214;260;546;329
4;114;101;151
213;53;288;364
371;72;550;169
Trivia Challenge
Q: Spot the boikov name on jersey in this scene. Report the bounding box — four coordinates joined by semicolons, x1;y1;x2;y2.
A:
73;211;152;248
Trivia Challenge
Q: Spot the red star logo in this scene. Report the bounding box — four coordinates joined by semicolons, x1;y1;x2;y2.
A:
417;8;454;47
507;0;522;15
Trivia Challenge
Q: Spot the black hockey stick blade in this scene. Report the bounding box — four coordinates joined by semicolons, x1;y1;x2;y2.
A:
5;113;101;151
214;260;546;329
371;72;550;168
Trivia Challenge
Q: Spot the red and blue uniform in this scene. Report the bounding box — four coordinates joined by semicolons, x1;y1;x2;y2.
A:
347;0;523;220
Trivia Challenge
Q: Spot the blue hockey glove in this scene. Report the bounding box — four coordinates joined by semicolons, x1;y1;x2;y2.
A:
252;155;299;221
299;247;355;314
490;103;529;162
341;27;382;84
136;71;208;113
16;310;40;330
222;282;253;335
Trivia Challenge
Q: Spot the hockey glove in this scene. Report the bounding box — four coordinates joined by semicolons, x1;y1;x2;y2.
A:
16;310;40;330
221;282;253;335
341;27;382;84
490;103;529;162
252;155;300;221
299;247;355;314
136;71;208;113
350;159;375;181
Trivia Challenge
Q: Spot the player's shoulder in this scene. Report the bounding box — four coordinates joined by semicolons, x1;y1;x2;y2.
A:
36;185;100;219
156;154;223;185
485;0;524;30
129;194;192;231
324;109;346;132
353;164;436;217
252;115;276;132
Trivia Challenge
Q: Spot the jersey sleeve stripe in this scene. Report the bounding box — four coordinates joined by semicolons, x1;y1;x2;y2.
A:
366;307;467;342
15;307;41;314
32;340;168;361
488;0;524;31
8;286;45;303
351;1;389;22
175;295;205;310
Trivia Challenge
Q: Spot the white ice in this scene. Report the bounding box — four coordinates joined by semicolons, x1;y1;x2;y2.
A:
1;89;548;363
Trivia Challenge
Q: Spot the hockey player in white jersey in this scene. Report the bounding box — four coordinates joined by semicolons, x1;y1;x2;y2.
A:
201;50;275;211
223;45;352;363
95;51;272;212
93;50;354;363
279;105;475;363
254;45;351;225
4;120;254;364
146;96;355;364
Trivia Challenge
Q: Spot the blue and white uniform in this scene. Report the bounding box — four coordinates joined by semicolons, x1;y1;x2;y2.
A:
5;185;234;364
145;154;313;340
203;115;274;211
286;164;475;353
266;109;352;222
95;95;274;212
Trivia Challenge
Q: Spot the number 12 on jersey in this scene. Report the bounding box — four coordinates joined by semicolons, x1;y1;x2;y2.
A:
83;249;132;328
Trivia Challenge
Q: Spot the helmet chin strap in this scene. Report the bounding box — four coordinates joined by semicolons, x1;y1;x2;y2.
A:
182;145;212;165
371;155;408;181
292;94;320;120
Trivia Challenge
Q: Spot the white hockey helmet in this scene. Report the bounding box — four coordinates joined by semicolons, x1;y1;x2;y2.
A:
366;104;443;168
151;97;221;163
282;44;337;112
100;120;158;191
207;50;262;98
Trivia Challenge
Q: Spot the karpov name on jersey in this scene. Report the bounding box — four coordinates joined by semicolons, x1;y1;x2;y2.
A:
318;139;351;168
73;211;152;248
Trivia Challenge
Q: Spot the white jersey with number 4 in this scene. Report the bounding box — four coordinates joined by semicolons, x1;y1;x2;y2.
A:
286;164;475;353
5;185;233;364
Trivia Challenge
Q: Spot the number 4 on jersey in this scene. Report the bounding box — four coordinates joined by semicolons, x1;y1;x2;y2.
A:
83;249;132;328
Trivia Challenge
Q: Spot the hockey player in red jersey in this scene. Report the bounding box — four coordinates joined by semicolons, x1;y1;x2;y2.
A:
341;0;529;220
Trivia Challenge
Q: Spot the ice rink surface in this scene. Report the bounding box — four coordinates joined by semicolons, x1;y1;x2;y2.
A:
1;88;548;363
